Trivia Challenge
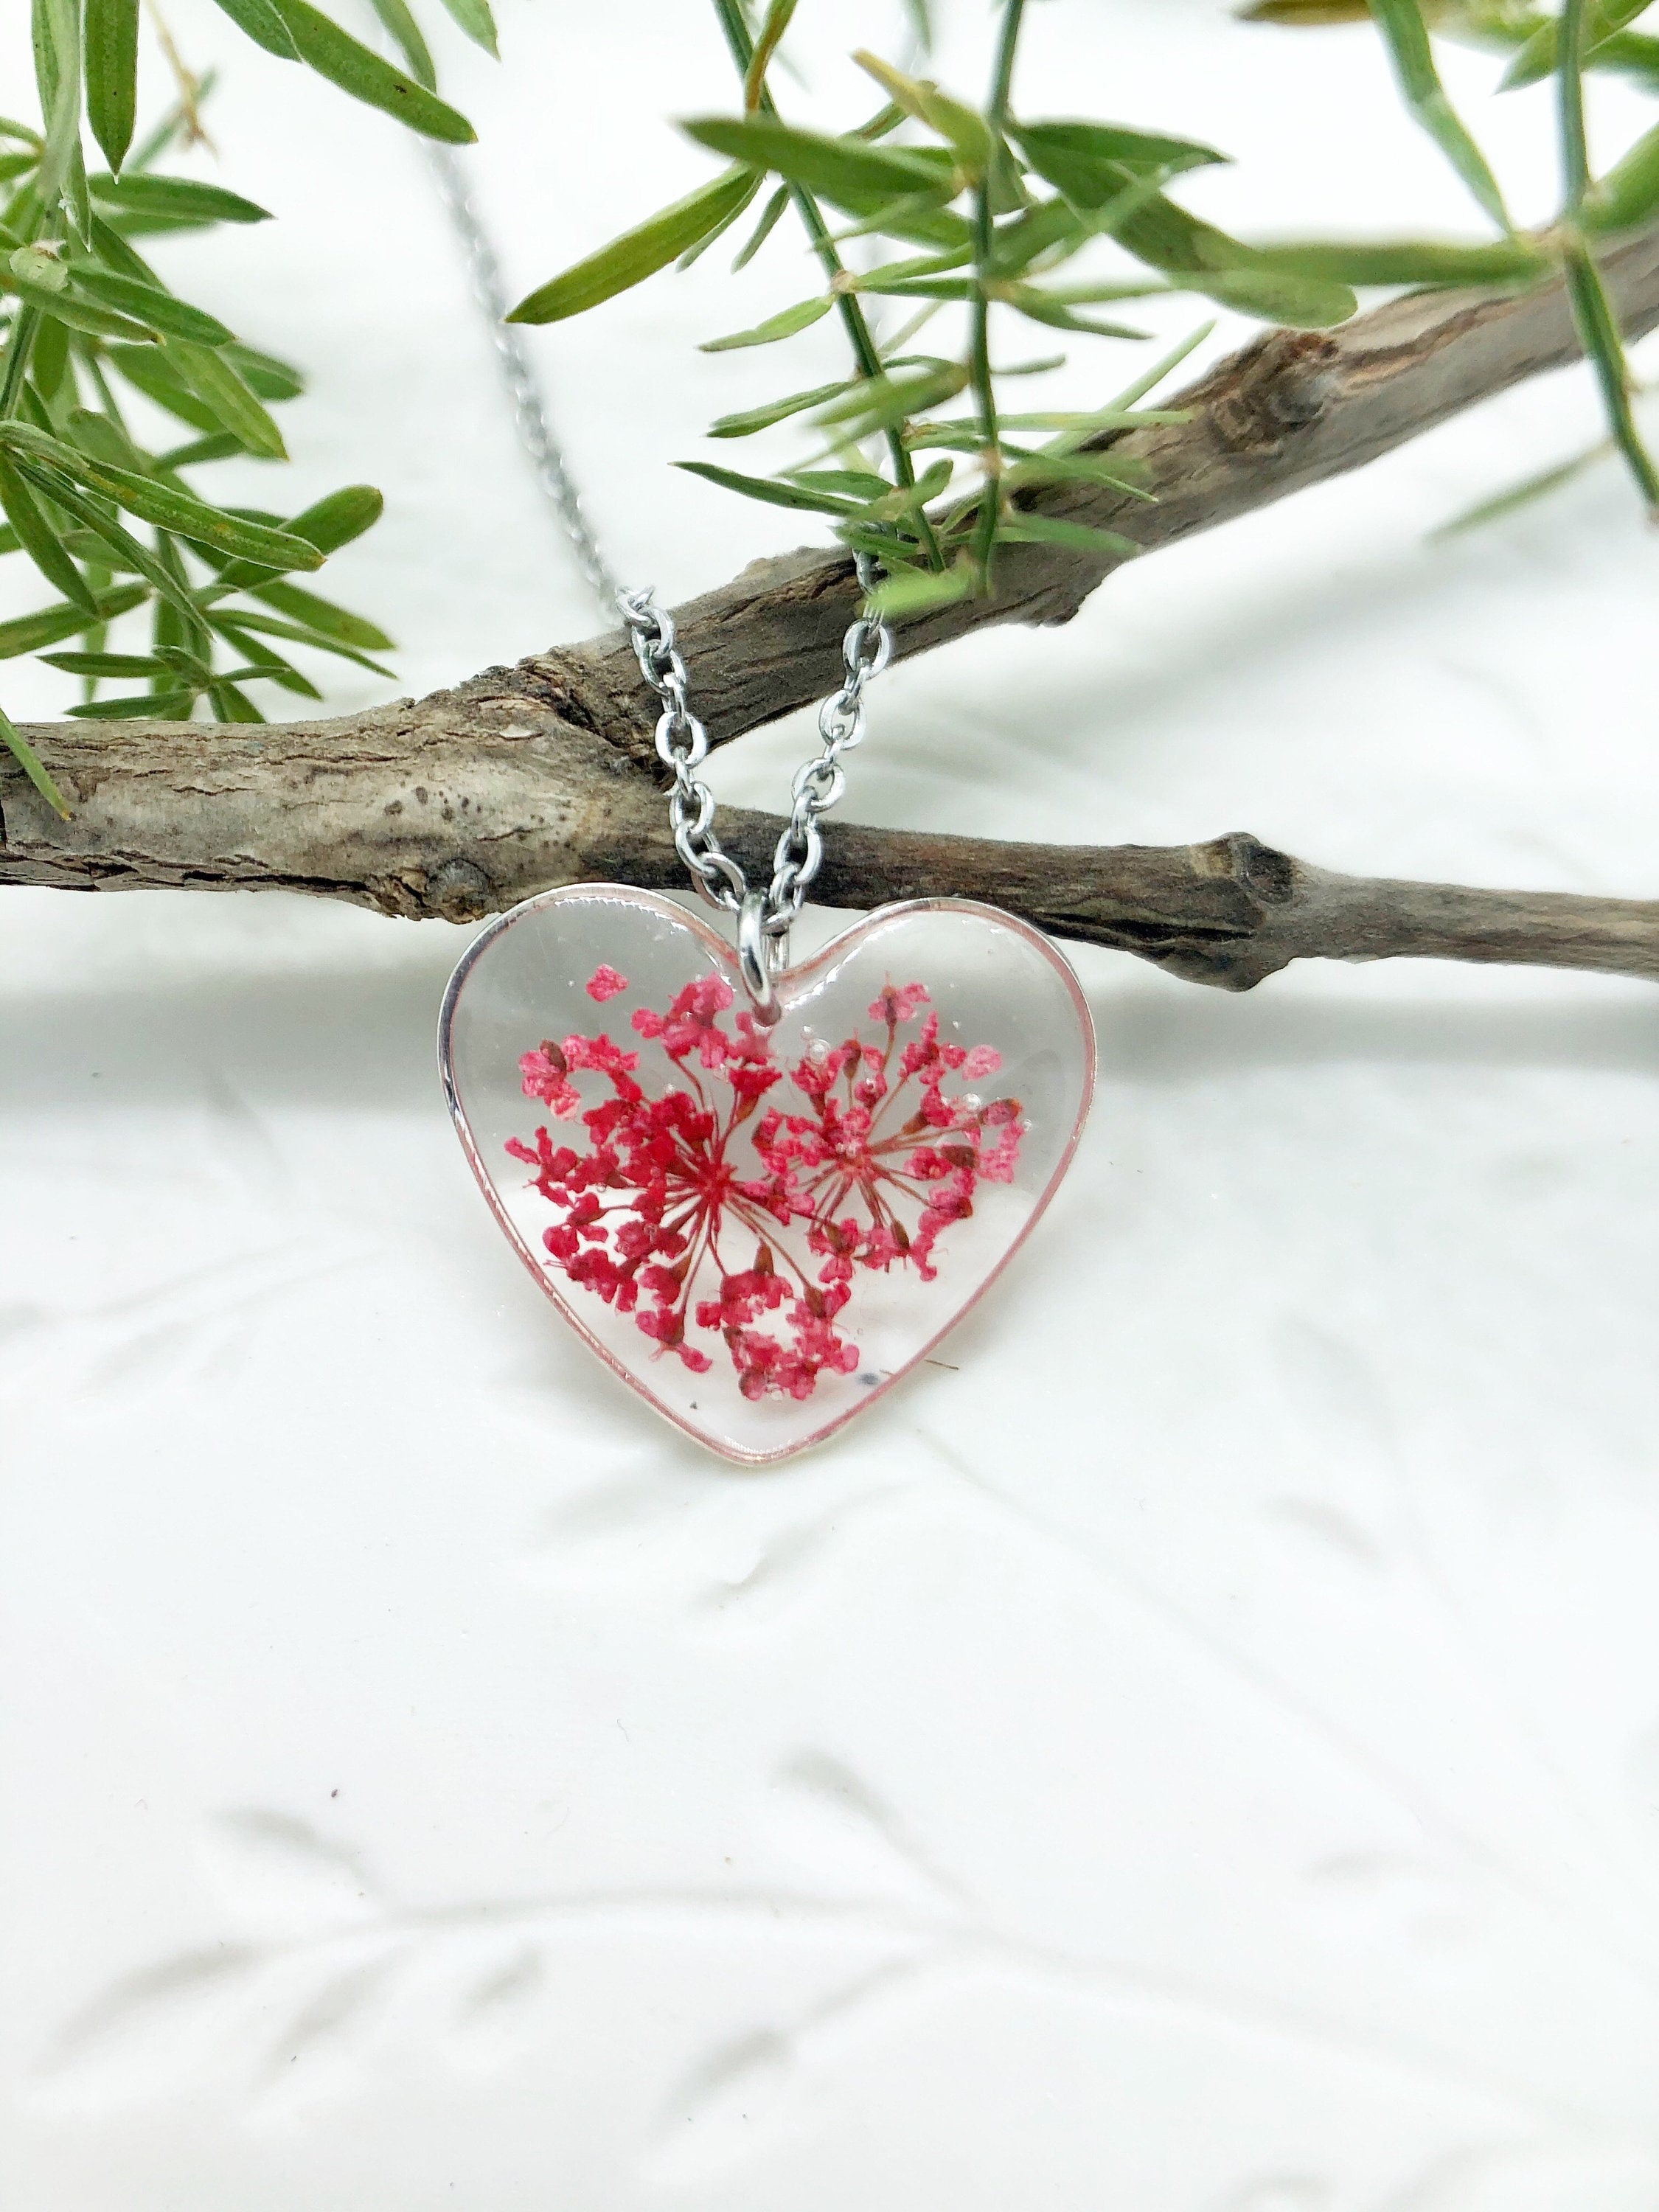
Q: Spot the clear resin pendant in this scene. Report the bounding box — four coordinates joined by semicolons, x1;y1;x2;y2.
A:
439;887;1095;1464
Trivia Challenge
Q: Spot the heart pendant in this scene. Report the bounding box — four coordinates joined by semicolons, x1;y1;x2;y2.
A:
439;887;1095;1464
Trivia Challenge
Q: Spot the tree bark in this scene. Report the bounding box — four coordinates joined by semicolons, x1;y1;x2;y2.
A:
5;222;1659;992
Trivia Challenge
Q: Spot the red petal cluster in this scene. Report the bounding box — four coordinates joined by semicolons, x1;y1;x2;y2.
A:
506;966;1024;1400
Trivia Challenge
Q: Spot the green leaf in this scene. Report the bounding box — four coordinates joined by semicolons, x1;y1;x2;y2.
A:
681;116;953;215
9;274;159;343
1367;0;1512;229
210;484;384;588
223;342;304;400
206;678;267;723
822;191;974;251
1102;321;1215;411
998;510;1142;557
998;285;1150;337
858;456;954;519
1562;239;1659;507
246;577;392;648
91;171;273;225
1585;118;1659;229
268;0;476;142
863;560;975;618
675;459;860;515
0;579;145;658
286;483;384;553
851;51;995;173
815;362;972;434
1113;198;1356;324
708;379;855;437
66;686;195;717
1009;136;1356;325
155;431;248;467
66;406;146;473
699;293;833;351
214;644;324;699
1002;451;1155;499
437;0;498;58
1248;235;1551;282
9;468;199;620
855;274;978;300
105;341;220;430
0;450;98;613
0;695;72;815
204;606;394;676
85;209;162;283
164;338;287;459
208;0;301;60
981;195;1084;276
507;166;757;323
0;422;325;566
1430;444;1607;536
1008;117;1228;186
1500;0;1650;86
364;0;433;86
675;171;762;269
744;0;798;109
74;266;237;344
36;0;83;215
32;311;69;400
731;181;790;271
41;647;168;673
85;0;139;172
787;467;894;501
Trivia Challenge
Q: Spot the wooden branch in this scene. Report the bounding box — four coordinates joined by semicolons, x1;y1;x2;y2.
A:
548;217;1659;763
5;223;1659;994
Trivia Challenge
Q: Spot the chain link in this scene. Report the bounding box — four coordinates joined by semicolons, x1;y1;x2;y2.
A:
617;557;890;936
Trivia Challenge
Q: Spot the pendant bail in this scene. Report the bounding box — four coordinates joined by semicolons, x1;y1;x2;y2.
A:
737;889;787;1026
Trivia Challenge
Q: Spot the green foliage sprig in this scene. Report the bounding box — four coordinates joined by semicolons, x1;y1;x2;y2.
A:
512;0;1659;619
0;0;495;812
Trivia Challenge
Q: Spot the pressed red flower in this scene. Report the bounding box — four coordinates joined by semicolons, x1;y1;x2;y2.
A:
507;966;1026;1397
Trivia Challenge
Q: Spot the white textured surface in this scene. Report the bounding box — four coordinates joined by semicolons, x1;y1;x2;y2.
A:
5;4;1659;2206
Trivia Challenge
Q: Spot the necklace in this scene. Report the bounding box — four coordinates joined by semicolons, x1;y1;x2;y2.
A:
432;153;1096;1466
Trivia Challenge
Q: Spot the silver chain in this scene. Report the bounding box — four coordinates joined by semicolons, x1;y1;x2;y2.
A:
428;147;892;982
428;147;624;609
616;560;890;938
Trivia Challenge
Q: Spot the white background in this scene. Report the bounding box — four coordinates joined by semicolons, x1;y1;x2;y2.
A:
5;3;1659;2205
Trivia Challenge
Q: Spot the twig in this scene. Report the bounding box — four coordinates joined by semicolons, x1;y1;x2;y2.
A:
6;223;1659;994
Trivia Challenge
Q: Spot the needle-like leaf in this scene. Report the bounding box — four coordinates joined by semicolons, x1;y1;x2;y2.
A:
267;0;476;142
208;0;301;60
744;0;798;111
84;0;139;173
364;0;433;87
708;380;856;437
74;268;237;346
508;167;757;323
682;116;955;214
437;0;498;60
0;695;72;814
91;173;273;224
0;450;97;613
1367;0;1512;229
676;459;861;514
699;294;833;350
164;340;287;459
